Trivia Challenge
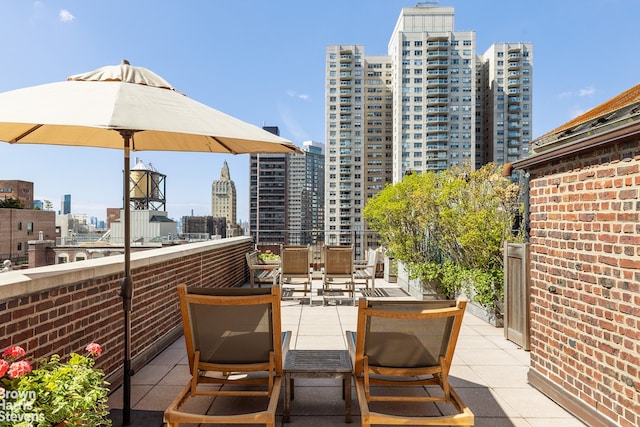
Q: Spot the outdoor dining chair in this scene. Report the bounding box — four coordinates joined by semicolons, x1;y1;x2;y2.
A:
246;251;279;288
164;284;291;427
346;297;474;426
279;244;312;299
322;245;356;305
354;247;378;292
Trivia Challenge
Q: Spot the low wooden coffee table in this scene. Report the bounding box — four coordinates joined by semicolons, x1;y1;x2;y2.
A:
283;349;352;423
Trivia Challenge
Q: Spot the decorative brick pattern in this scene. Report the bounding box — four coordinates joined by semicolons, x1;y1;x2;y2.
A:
0;237;252;391
527;141;639;427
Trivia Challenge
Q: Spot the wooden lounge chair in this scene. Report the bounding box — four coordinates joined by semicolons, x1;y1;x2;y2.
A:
322;245;355;305
346;298;474;426
279;245;312;299
354;248;378;291
246;251;279;288
164;284;291;427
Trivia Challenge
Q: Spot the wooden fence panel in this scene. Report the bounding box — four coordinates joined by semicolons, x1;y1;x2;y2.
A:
504;243;530;350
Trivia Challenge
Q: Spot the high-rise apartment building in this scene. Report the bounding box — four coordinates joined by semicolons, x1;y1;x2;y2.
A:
325;4;533;253
287;140;325;246
387;5;477;180
325;45;393;256
211;160;241;237
478;43;533;166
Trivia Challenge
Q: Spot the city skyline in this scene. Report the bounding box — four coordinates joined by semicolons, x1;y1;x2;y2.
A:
1;1;639;222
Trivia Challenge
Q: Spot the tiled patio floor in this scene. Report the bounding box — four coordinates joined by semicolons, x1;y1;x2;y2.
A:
108;282;585;426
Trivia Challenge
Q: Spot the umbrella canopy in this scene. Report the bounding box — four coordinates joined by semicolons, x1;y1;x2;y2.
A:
0;60;299;426
0;60;299;154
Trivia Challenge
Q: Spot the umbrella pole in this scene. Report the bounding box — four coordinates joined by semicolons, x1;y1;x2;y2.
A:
120;131;134;425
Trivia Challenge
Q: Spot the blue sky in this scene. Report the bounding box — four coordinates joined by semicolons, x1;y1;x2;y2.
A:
1;0;638;223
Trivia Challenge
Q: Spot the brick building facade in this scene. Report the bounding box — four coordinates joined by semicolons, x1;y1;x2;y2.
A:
514;85;640;426
0;208;57;264
0;179;34;209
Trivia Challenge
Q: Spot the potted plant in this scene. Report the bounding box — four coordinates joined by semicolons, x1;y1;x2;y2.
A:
0;343;111;427
257;250;280;264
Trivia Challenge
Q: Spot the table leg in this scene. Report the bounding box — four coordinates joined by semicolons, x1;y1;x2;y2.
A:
284;373;291;423
345;373;352;423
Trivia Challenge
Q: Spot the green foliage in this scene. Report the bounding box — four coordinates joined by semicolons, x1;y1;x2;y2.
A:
0;346;111;427
258;251;280;262
0;198;24;209
364;163;521;310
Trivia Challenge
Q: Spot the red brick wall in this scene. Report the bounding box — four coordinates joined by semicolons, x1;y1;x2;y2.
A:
527;140;639;426
0;237;252;390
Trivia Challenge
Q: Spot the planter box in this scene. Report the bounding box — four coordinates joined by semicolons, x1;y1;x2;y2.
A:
460;286;504;327
466;300;504;327
383;256;397;283
397;261;448;300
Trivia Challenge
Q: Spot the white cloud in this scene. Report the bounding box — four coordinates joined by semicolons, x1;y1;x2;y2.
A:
59;9;74;22
557;86;596;99
577;86;595;97
286;90;311;102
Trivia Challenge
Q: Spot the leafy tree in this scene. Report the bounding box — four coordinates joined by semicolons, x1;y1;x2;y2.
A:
364;163;522;309
0;198;24;209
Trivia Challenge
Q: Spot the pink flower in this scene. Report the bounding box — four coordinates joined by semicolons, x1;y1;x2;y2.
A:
2;345;26;359
7;360;31;378
0;359;8;377
85;342;102;357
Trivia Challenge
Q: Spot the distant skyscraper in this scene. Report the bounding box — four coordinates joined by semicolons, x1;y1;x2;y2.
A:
287;140;325;246
62;194;71;215
249;126;288;247
211;160;240;237
325;4;533;253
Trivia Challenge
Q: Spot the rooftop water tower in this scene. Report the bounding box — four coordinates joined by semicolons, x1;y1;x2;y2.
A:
129;158;166;211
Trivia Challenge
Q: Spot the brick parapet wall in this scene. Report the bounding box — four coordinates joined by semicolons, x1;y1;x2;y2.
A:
527;140;639;426
0;236;252;390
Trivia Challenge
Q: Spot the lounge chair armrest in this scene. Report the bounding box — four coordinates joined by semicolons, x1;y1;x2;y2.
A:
281;330;293;358
345;330;356;370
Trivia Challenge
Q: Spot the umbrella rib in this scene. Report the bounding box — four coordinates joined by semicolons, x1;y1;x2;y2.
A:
9;124;43;143
210;136;237;154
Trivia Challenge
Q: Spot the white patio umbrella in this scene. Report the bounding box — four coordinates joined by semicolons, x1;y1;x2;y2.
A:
0;60;300;425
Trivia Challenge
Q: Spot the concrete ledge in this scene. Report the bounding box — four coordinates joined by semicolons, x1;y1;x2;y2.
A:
0;236;251;301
